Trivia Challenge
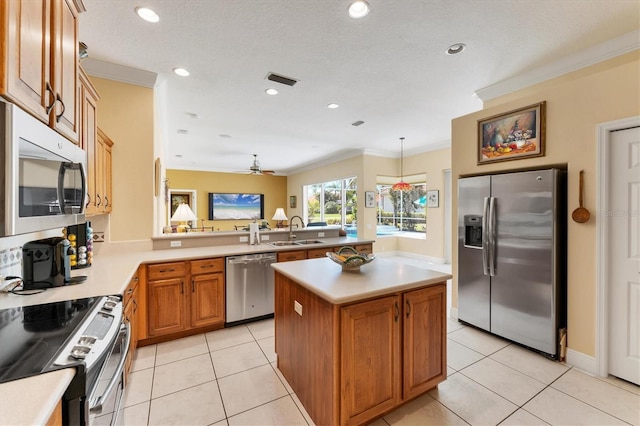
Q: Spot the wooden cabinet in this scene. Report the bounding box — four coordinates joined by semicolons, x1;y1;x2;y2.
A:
307;248;329;259
92;128;113;214
275;272;446;426
146;259;224;340
79;67;99;214
123;271;140;383
1;0;80;143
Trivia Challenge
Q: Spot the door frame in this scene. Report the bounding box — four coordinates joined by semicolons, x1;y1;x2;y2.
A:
596;115;640;377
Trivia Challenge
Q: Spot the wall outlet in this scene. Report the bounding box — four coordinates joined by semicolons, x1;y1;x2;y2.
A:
318;232;325;237
261;235;270;241
239;236;249;243
294;300;303;316
93;232;105;243
170;240;182;247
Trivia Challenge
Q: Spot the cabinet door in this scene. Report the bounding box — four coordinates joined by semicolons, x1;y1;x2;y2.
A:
50;0;79;143
123;295;135;382
402;284;446;399
103;139;113;212
147;277;187;336
190;272;224;328
2;0;52;122
341;295;401;425
80;68;98;214
306;248;328;259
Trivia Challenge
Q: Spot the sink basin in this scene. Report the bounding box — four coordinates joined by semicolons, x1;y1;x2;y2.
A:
267;241;300;247
294;240;326;245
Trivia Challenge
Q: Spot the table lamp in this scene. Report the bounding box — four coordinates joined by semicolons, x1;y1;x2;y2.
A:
171;203;198;232
272;208;288;228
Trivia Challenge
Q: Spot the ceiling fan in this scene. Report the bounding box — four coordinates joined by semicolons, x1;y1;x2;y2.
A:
246;154;275;175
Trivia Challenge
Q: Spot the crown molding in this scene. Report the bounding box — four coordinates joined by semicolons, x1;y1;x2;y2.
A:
81;58;158;88
475;30;640;102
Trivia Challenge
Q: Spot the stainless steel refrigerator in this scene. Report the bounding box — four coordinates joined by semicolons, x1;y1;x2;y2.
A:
458;168;566;357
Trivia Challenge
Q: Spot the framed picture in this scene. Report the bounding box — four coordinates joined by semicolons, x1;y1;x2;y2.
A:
170;192;192;217
365;191;375;208
290;195;297;208
427;190;439;208
478;101;546;165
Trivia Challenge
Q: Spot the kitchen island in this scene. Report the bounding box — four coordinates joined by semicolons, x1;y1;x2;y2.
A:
272;257;452;426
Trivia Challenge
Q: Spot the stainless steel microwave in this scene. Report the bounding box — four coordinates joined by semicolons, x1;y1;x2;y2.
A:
0;100;86;237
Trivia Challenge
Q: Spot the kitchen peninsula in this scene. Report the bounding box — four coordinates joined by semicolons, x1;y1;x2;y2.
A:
272;258;452;426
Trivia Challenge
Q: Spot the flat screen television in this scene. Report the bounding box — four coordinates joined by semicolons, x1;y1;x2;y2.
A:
208;193;264;220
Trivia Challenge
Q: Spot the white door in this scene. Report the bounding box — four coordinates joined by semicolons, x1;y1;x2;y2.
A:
608;126;640;385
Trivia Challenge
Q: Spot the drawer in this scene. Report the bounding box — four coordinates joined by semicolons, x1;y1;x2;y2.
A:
277;250;307;262
307;248;330;259
191;258;224;274
354;244;373;254
147;261;186;280
123;274;139;306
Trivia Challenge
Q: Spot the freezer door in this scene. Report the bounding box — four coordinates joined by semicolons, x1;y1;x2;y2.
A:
458;175;491;331
490;169;559;355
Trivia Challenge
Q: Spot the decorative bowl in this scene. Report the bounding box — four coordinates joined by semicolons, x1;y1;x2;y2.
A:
326;246;375;272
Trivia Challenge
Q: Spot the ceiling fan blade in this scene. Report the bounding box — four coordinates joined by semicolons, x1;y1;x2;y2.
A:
262;170;275;175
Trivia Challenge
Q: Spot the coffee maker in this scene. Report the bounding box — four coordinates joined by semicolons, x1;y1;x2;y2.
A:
22;237;71;289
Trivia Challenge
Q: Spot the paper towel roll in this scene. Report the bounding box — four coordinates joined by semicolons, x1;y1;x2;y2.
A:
249;223;259;244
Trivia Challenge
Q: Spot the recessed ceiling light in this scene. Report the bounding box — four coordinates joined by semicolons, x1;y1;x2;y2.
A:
327;103;340;109
173;68;190;77
446;43;466;55
186;112;198;119
175;154;183;158
177;129;188;134
265;88;278;95
219;134;232;138
134;7;159;23
348;1;370;18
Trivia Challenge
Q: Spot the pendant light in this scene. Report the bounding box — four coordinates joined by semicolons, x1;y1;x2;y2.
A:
392;137;411;192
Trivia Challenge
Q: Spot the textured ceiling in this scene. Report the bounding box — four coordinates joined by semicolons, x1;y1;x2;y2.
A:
78;0;640;175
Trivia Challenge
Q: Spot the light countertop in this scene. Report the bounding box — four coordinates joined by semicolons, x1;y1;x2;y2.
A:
0;236;372;425
272;257;452;304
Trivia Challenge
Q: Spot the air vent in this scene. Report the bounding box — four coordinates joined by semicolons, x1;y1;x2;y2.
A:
266;72;298;87
352;120;365;126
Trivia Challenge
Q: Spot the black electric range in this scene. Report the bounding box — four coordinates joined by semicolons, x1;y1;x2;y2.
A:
0;297;101;384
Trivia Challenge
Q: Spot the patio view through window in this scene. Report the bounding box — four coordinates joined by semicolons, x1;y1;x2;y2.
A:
304;177;357;228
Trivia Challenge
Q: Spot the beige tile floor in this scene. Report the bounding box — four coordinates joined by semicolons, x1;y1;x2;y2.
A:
108;261;640;426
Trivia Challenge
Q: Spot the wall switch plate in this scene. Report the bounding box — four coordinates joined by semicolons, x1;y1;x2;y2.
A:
93;232;105;243
170;240;182;247
294;300;303;316
262;235;270;241
239;236;249;242
318;232;325;237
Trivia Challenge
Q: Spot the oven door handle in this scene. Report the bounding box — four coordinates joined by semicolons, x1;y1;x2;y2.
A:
89;322;130;413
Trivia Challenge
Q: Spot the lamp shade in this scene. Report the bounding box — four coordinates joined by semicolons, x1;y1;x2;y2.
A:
272;208;288;221
171;203;198;222
391;181;412;192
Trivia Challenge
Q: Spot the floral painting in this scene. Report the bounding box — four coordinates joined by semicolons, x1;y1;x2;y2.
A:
478;101;545;164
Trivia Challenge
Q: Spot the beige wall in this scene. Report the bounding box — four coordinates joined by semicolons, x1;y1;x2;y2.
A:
451;51;640;357
287;148;451;259
90;77;155;242
166;169;287;231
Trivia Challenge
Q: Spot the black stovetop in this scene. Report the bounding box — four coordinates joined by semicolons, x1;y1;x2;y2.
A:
0;297;100;384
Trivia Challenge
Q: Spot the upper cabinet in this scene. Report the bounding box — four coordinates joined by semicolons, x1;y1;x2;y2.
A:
1;0;81;144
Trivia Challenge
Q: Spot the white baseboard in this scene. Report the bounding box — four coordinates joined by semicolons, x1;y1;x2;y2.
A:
566;348;597;375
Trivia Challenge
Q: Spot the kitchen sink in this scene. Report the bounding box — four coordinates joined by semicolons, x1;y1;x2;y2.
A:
267;239;326;247
267;241;300;247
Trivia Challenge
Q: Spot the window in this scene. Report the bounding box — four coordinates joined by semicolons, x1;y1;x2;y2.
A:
376;175;426;235
304;177;357;227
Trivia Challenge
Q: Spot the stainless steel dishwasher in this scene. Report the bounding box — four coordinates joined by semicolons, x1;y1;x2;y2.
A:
226;252;277;325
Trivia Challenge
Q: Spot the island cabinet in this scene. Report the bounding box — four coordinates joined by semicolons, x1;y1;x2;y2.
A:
1;0;81;143
274;261;447;426
144;258;225;343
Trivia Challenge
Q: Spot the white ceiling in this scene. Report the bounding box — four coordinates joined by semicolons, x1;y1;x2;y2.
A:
78;0;640;175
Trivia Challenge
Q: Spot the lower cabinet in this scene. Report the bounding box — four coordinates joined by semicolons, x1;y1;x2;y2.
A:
146;259;224;340
123;270;139;383
275;272;446;426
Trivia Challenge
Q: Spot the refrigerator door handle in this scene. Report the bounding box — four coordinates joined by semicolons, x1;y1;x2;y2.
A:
488;196;497;276
482;197;490;276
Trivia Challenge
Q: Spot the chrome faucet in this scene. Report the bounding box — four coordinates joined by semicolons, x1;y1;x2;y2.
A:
289;215;304;240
